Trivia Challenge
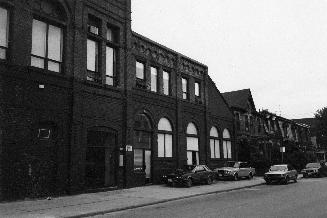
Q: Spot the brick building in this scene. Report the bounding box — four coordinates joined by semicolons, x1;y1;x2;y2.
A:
0;0;234;200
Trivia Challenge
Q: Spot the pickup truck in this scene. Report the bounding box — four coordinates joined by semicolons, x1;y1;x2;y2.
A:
214;161;255;180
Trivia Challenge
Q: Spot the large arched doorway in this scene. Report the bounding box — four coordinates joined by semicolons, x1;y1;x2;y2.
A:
134;113;153;183
186;122;199;165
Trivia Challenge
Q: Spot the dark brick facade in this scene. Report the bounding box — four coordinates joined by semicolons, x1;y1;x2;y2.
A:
0;0;234;200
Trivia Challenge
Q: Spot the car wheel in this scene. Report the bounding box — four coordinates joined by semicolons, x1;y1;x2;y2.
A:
265;180;271;185
206;176;213;185
233;173;239;181
248;172;253;180
282;176;289;185
172;181;176;187
294;176;297;183
303;174;307;178
186;178;192;188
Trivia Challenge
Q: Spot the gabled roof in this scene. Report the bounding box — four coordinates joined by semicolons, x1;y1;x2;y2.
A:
221;89;256;112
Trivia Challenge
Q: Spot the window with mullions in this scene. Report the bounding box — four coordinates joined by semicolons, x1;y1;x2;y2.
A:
136;61;145;80
0;7;9;60
163;70;170;96
87;39;100;82
222;129;232;159
210;127;220;159
182;77;188;100
150;67;158;92
158;118;173;158
31;19;63;73
105;25;118;86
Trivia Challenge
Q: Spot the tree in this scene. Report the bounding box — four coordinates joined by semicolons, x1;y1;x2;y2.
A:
315;107;327;148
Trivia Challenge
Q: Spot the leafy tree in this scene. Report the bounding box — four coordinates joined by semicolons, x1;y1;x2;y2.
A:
315;107;327;148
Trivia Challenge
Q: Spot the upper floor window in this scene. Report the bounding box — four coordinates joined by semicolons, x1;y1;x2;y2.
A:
136;61;145;80
105;46;115;85
182;77;188;100
31;19;63;73
150;67;158;92
105;25;118;86
88;15;100;35
195;82;200;97
0;7;9;60
86;39;99;81
163;70;170;95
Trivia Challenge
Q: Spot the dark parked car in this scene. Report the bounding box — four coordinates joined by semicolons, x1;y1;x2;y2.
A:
301;162;322;178
264;164;298;184
214;161;255;180
162;165;214;187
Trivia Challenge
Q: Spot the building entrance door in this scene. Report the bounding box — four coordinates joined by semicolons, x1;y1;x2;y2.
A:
85;130;117;189
145;150;151;182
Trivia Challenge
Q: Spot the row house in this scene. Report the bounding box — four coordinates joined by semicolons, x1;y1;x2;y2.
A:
0;0;234;200
222;89;311;168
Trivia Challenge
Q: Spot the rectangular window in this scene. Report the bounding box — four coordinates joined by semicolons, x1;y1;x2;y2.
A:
210;139;220;158
86;39;100;82
106;46;115;86
195;82;200;97
106;26;116;42
163;71;170;95
31;19;63;72
150;67;158;92
223;140;232;159
134;149;143;170
158;133;172;158
0;7;9;60
88;15;100;35
182;78;188;99
136;61;145;80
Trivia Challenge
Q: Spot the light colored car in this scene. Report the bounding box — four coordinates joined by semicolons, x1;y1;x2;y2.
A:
301;162;321;178
214;161;255;181
264;164;298;184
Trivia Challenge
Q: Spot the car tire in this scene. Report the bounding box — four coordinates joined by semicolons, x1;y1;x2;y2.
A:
265;180;271;185
303;174;307;178
233;173;239;181
206;177;213;185
186;178;192;188
282;176;289;185
172;181;176;187
248;173;253;180
294;177;297;183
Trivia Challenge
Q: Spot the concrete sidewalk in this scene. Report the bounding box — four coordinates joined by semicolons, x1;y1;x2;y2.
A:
0;177;265;218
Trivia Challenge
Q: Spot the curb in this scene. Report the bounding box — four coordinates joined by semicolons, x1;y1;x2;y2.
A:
65;181;265;218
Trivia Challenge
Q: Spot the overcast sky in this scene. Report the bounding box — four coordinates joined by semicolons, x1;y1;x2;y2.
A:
131;0;327;119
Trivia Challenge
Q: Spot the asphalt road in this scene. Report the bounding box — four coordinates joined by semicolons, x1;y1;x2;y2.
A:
92;177;327;218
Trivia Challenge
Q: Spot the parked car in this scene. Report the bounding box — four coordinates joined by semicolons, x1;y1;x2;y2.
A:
214;161;255;181
264;164;298;184
301;162;322;178
162;165;214;187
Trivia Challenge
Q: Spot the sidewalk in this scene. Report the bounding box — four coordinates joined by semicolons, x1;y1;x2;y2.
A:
0;177;265;218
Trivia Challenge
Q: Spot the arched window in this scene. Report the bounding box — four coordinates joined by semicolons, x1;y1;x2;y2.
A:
157;118;172;158
186;122;199;165
222;129;232;159
210;127;220;159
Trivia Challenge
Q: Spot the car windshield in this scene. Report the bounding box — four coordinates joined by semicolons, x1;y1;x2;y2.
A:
224;162;238;168
270;165;287;171
306;163;320;168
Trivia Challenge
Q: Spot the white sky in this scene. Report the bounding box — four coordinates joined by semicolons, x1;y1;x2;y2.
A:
131;0;327;119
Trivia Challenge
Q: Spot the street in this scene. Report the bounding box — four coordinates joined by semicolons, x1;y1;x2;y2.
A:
92;177;327;218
